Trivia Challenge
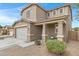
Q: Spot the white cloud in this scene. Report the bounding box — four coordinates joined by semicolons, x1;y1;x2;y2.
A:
0;10;19;26
0;4;29;26
0;15;18;26
0;6;23;26
0;8;20;17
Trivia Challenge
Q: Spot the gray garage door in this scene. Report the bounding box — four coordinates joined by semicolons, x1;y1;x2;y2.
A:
16;27;27;41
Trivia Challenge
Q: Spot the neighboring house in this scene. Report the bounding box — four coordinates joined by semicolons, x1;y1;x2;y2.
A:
13;4;72;42
0;26;14;36
6;26;14;36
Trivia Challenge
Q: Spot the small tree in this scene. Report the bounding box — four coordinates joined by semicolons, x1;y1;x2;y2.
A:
71;4;79;27
72;27;79;31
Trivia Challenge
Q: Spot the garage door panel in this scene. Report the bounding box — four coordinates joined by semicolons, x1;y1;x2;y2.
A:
16;27;27;41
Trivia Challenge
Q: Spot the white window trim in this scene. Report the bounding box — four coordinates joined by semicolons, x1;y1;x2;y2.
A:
59;8;64;14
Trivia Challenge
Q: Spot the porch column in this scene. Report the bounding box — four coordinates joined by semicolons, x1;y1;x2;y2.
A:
42;24;46;43
57;21;64;41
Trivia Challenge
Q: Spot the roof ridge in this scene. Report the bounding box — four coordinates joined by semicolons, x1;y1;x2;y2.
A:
21;4;71;13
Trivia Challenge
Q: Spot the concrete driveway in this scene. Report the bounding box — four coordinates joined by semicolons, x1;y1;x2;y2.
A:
0;44;55;56
0;40;79;56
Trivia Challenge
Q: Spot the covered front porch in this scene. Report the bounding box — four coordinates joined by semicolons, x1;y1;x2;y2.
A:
35;20;66;42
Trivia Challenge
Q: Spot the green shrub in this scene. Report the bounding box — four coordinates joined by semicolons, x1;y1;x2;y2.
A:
35;39;41;45
46;40;66;55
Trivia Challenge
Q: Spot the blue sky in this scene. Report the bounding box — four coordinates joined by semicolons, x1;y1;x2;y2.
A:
0;3;78;28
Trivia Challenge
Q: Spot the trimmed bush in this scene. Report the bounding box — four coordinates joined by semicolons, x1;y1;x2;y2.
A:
46;40;66;55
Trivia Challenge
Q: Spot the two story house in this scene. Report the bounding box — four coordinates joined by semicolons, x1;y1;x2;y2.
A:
13;4;72;42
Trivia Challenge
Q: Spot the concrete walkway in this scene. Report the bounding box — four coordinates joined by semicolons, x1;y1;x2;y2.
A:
0;38;34;50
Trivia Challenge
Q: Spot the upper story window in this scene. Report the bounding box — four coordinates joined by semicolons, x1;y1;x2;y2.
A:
60;9;63;14
26;10;31;18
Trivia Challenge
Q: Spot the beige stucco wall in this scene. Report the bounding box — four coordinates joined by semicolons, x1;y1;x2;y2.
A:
22;5;47;22
64;5;72;32
64;12;72;42
22;5;37;22
14;21;27;28
36;6;47;22
64;6;72;42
